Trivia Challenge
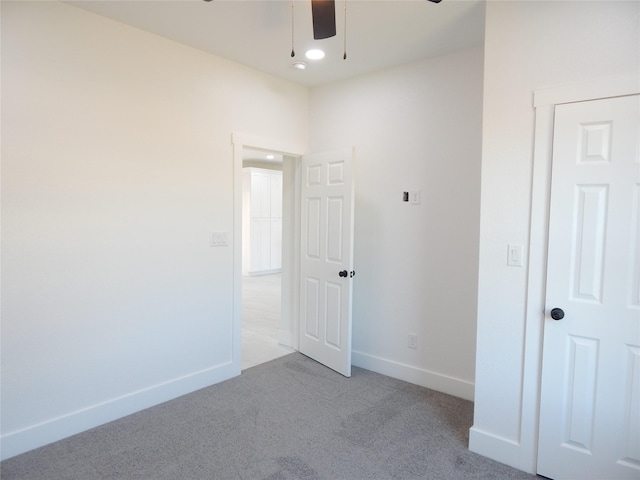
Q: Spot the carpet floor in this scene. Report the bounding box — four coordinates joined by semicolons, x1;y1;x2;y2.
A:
1;353;539;479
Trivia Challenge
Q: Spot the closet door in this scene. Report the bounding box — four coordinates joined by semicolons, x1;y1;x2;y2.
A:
537;95;640;480
242;168;283;275
251;171;271;218
270;173;283;217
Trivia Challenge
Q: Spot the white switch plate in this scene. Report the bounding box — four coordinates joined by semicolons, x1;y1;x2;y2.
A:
507;244;524;267
410;190;421;205
210;232;228;247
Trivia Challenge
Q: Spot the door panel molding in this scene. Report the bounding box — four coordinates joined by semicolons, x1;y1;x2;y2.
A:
517;75;640;475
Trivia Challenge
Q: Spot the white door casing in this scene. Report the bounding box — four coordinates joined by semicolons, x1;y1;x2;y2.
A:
232;133;305;372
299;149;355;377
537;95;640;479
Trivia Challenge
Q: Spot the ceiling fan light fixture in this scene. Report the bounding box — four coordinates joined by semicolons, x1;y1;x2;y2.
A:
305;49;325;60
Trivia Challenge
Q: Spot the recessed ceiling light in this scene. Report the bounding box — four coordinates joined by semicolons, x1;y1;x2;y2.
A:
292;62;307;70
305;49;325;60
266;154;275;160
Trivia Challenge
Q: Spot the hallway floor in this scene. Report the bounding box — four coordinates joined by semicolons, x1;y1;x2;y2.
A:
241;273;294;370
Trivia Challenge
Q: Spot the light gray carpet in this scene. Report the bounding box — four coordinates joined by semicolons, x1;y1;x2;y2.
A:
1;353;538;479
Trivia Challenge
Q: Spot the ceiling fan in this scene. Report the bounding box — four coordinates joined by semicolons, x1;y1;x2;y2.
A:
311;0;442;40
203;0;443;61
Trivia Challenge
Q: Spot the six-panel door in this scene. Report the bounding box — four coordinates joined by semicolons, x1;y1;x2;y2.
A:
299;149;355;377
538;95;640;479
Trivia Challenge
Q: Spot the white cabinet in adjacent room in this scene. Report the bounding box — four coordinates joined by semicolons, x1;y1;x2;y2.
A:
242;168;283;276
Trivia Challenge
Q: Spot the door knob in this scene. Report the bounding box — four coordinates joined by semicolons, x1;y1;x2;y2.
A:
550;308;565;321
339;270;348;277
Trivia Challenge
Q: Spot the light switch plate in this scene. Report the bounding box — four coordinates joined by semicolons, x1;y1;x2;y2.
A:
210;232;228;247
507;244;524;267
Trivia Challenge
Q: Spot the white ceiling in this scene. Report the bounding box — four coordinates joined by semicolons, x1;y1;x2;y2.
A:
66;0;485;87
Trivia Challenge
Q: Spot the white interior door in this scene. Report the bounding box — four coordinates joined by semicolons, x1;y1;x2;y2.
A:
537;95;640;479
299;149;355;377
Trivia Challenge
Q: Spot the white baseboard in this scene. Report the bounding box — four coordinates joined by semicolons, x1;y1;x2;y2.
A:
352;350;474;401
469;426;532;473
0;361;238;461
278;329;294;349
243;268;282;277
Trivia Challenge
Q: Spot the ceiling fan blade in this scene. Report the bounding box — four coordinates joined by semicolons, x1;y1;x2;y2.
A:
426;0;443;3
311;0;336;40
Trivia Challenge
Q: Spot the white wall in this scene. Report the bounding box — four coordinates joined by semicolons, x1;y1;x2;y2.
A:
470;1;640;473
0;1;308;460
309;46;484;400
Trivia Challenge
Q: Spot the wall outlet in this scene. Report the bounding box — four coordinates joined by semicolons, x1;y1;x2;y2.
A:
408;333;418;349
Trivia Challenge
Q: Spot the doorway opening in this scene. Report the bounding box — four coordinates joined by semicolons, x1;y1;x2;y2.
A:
240;147;296;370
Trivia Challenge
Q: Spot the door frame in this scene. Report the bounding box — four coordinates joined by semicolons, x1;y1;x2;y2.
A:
519;74;640;473
232;132;306;372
